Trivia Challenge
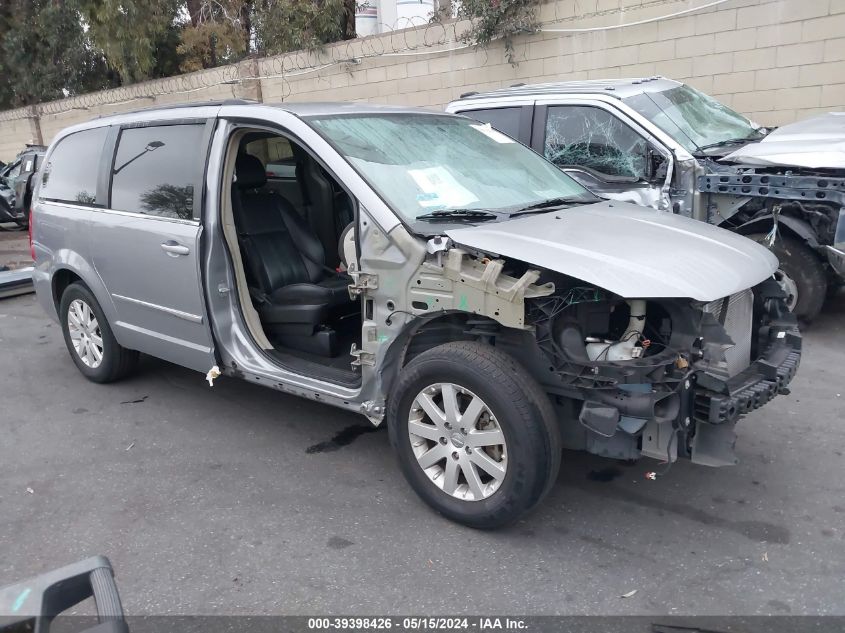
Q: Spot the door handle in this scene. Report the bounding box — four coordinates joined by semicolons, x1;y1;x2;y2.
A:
161;241;190;256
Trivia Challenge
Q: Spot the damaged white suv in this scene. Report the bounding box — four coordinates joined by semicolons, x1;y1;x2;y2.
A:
31;102;800;528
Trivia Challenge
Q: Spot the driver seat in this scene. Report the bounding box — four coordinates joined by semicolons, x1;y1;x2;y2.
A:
232;154;351;343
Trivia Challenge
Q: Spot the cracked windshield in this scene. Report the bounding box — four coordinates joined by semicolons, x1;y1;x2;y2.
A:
309;114;592;224
623;84;765;154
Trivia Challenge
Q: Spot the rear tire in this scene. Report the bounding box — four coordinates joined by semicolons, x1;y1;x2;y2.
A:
387;341;561;529
750;233;827;321
60;282;139;383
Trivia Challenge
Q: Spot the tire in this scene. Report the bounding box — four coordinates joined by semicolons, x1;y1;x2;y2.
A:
387;341;561;529
59;282;139;383
749;233;827;321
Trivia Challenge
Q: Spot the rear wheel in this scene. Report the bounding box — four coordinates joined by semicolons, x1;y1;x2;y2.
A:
387;341;561;529
750;233;827;321
60;283;138;382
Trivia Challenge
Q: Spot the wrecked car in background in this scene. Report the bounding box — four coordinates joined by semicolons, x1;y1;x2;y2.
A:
0;144;46;228
448;78;845;320
31;102;799;528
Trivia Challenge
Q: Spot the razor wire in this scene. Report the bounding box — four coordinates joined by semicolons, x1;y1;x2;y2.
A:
0;0;727;122
0;17;469;122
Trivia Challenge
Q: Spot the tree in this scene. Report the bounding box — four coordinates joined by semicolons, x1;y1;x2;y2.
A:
178;0;253;72
140;183;194;219
434;0;540;64
254;0;352;56
0;0;118;108
79;0;183;83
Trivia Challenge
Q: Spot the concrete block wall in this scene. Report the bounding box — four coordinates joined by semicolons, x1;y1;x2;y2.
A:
1;0;844;160
0;107;41;162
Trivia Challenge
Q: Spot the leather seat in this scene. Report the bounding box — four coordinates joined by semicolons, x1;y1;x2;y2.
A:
292;146;354;267
233;153;351;335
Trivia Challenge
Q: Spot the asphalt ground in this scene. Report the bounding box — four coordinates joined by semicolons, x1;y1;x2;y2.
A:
1;269;843;616
0;226;30;270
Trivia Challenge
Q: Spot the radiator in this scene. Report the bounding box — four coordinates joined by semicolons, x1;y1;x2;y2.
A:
703;289;754;377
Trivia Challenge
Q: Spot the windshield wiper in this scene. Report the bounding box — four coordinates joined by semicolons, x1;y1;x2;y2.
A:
695;135;761;153
416;209;499;222
508;196;591;217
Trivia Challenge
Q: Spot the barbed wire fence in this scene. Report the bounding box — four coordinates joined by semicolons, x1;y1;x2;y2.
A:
0;17;471;124
0;0;728;124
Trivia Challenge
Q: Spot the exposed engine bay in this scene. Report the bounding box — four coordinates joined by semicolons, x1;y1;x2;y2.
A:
518;271;801;467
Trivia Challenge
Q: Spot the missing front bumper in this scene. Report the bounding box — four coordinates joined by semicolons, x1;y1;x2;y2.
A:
689;328;801;466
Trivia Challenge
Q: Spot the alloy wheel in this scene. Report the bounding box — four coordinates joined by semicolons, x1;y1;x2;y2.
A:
408;383;507;501
67;298;104;368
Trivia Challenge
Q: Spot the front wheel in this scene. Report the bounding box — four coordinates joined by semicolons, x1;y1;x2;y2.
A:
749;233;828;321
60;282;139;383
387;341;561;529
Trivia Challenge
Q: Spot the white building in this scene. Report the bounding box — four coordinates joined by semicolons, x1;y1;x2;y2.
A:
355;0;439;37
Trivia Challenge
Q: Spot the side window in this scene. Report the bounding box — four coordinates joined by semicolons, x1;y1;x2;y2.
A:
111;124;205;220
460;107;521;141
40;128;108;205
244;136;295;178
544;106;649;180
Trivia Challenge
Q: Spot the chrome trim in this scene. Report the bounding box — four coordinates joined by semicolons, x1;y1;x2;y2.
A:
92;207;199;225
39;200;200;225
114;320;212;353
111;293;204;323
38;200;98;213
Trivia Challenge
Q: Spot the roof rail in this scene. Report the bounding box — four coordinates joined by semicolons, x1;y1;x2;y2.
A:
114;98;259;117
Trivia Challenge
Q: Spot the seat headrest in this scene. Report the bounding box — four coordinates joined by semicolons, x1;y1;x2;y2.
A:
235;153;267;189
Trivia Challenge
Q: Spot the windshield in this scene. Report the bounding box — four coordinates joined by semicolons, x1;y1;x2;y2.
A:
308;113;594;226
623;85;764;154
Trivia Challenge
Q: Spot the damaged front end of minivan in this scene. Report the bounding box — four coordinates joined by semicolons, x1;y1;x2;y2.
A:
410;202;804;468
522;275;800;467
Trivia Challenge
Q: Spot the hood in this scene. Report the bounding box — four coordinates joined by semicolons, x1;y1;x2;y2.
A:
445;201;777;301
724;112;845;169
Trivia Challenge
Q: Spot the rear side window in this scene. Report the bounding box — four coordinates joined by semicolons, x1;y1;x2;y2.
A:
41;127;108;205
110;124;205;220
459;107;521;141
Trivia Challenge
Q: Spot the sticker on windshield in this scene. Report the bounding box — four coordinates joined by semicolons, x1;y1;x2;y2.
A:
416;192;442;208
470;123;515;144
409;167;479;208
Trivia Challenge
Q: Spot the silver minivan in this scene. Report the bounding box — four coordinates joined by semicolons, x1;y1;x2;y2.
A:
31;101;801;528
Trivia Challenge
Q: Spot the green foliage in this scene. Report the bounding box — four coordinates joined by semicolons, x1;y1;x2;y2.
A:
0;0;355;110
79;0;184;83
436;0;540;64
178;0;252;72
254;0;350;56
0;0;118;108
